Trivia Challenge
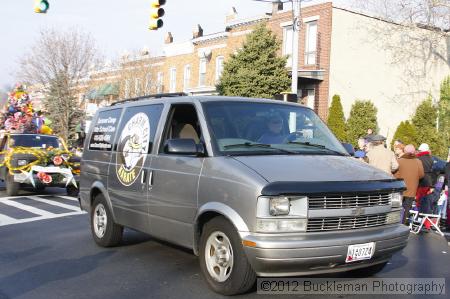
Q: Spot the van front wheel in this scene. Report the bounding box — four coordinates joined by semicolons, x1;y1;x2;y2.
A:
91;195;123;247
199;216;256;295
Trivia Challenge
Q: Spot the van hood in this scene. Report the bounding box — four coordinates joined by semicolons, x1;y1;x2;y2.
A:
232;155;392;183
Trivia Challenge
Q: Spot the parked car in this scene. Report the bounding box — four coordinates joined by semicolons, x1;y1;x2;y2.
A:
79;96;409;295
0;133;80;196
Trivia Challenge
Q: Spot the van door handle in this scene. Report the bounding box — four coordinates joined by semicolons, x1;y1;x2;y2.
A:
141;169;147;184
148;170;153;190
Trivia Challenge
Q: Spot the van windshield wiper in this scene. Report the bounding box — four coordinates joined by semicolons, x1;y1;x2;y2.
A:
286;141;347;156
223;142;297;154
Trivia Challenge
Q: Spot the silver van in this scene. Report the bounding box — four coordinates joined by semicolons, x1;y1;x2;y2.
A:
79;96;409;295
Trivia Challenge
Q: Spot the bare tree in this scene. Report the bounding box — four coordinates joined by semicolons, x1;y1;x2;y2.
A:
349;0;450;106
18;28;101;142
116;50;158;99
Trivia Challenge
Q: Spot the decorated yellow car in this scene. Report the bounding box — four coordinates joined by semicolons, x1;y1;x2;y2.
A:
0;133;80;196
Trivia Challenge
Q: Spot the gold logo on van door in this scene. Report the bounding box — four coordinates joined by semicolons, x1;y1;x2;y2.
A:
116;113;150;186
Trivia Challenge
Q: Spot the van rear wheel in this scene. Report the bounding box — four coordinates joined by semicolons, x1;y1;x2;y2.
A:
199;216;256;295
91;195;123;247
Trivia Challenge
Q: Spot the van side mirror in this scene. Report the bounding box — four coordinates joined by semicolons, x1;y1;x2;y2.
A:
164;139;205;156
341;142;355;156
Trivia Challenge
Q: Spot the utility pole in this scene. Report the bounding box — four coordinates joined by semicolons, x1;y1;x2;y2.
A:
291;0;301;95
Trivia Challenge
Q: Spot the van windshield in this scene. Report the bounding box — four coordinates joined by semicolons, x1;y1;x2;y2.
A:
202;101;348;156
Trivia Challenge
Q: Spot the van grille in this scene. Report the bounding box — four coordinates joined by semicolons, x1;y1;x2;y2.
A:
306;213;388;232
308;193;391;210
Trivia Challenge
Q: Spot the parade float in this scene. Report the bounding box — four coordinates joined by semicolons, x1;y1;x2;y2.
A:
0;84;80;196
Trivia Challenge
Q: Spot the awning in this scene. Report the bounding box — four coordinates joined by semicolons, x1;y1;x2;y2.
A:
97;83;119;96
85;83;119;100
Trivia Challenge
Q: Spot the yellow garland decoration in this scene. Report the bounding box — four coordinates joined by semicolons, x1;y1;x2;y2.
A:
0;147;78;175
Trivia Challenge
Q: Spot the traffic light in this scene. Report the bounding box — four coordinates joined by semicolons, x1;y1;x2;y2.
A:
34;0;49;14
149;0;166;30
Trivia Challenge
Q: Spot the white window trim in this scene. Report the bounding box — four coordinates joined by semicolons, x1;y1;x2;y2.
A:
199;58;207;87
183;64;191;90
157;72;163;93
215;56;224;82
304;21;318;66
303;15;320;23
169;67;177;92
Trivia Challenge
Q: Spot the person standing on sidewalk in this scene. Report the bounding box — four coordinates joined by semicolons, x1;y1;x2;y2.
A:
416;143;435;205
394;144;424;224
366;134;399;175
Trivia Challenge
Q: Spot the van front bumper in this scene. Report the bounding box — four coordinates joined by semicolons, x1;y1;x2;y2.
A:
241;224;409;277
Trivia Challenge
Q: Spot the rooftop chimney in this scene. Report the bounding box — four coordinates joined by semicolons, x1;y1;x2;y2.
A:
165;32;173;44
272;1;283;14
193;24;203;39
226;7;238;23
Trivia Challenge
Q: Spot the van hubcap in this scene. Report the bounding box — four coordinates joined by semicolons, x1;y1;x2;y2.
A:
93;204;107;238
205;231;234;282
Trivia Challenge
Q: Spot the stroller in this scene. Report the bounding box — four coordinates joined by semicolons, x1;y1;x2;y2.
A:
409;175;446;236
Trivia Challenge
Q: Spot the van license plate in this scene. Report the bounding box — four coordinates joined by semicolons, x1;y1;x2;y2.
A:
345;242;375;263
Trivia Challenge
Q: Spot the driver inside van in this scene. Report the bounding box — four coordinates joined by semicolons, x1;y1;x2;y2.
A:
257;113;287;144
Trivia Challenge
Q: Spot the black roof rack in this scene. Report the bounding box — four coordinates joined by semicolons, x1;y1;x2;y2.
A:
110;92;188;106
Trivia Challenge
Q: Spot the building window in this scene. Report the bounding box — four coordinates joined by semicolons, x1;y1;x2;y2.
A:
145;73;152;94
282;25;293;67
183;65;191;90
135;78;141;96
199;58;207;87
169;68;177;92
305;21;317;65
124;79;130;98
157;72;163;93
215;56;224;82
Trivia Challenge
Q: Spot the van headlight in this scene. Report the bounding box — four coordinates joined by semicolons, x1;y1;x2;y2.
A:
256;218;307;233
390;192;402;208
386;211;402;224
269;197;290;216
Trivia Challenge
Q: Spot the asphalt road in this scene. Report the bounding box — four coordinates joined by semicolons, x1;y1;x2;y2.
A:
0;185;449;299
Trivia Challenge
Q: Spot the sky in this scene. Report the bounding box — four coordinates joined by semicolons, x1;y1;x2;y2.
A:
0;0;351;88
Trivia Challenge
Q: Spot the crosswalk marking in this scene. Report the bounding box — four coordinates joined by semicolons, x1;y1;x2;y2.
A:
0;213;18;226
56;195;79;202
0;199;54;217
0;195;86;227
27;196;81;212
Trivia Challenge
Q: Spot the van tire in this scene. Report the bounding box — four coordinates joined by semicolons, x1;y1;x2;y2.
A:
91;195;123;247
6;172;20;196
199;216;256;295
349;261;388;277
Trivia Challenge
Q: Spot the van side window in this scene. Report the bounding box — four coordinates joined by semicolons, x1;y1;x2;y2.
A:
159;104;202;153
115;104;163;153
88;109;122;151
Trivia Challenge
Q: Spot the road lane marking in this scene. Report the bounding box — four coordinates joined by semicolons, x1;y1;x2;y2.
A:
27;196;81;212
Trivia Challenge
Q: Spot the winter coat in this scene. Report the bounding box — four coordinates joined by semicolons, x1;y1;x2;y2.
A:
394;153;425;198
417;151;435;187
366;144;399;175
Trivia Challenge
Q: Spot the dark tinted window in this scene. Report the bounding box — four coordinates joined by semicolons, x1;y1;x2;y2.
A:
10;134;61;149
88;109;122;151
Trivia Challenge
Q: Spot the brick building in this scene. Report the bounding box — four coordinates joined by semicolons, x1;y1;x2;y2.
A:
82;1;449;138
